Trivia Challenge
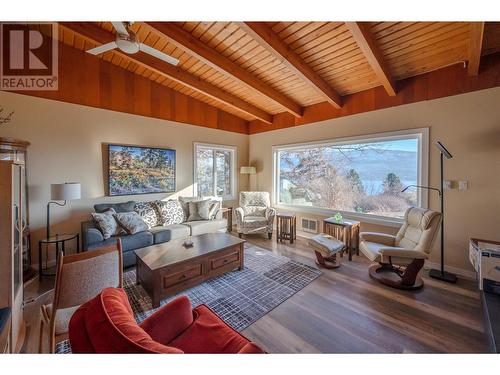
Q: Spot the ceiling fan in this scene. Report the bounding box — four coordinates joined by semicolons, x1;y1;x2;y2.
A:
86;22;179;66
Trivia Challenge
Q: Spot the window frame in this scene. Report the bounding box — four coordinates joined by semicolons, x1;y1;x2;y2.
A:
272;128;429;227
193;142;237;201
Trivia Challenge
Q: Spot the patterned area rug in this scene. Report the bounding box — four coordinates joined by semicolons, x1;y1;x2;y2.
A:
56;243;321;353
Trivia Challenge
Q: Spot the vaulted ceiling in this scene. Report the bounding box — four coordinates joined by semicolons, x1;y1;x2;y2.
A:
53;22;500;126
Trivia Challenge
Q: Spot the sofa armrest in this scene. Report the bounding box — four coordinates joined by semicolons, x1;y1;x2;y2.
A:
81;220;104;250
238;342;266;354
139;295;194;345
359;232;396;247
379;248;428;260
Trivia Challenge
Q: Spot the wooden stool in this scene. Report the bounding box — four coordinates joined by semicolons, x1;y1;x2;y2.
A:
308;234;345;269
276;213;296;244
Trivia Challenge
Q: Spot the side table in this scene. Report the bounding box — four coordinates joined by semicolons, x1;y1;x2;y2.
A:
221;207;233;232
323;218;360;261
277;213;297;244
38;233;79;280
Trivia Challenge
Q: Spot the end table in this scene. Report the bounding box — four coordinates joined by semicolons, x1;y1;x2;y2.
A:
323;218;360;261
38;233;79;280
277;213;297;244
221;207;233;232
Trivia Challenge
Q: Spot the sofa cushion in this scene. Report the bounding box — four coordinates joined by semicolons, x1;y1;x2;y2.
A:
183;219;227;236
154;200;185;225
69;288;182;353
114;212;149;234
87;231;153;253
94;201;136;214
91;208;122;239
149;224;190;244
168;304;249;354
134;201;161;229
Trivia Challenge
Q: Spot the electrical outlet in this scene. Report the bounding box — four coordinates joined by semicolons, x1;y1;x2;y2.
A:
459;181;468;191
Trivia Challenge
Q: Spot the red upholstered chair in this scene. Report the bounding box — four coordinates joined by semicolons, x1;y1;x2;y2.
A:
68;287;265;354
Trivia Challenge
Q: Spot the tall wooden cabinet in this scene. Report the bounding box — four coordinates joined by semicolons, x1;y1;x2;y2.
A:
0;160;26;352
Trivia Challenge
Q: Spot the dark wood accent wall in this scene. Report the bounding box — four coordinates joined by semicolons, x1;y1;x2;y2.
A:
249;52;500;134
11;42;249;134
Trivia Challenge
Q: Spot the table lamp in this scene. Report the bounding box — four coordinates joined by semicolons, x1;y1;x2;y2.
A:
46;182;81;239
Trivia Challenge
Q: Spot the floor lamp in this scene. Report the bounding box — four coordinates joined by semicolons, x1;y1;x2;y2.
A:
402;141;457;284
46;182;81;239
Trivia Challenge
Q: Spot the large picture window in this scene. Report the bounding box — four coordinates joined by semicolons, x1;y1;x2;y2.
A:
273;129;428;222
194;143;236;200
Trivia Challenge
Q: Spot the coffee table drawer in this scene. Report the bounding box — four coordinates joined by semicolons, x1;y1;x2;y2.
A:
163;264;203;289
211;251;240;270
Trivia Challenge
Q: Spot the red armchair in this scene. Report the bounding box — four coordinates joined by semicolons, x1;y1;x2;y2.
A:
68;287;265;354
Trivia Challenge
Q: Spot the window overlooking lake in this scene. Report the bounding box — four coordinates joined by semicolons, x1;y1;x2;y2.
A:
194;143;236;200
274;130;428;220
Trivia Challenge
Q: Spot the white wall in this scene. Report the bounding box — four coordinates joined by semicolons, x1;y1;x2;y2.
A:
0;91;249;263
249;87;500;273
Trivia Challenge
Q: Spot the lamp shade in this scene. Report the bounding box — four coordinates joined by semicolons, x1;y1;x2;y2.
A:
51;182;81;201
240;166;256;174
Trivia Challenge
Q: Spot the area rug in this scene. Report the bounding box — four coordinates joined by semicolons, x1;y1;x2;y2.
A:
56;243;321;353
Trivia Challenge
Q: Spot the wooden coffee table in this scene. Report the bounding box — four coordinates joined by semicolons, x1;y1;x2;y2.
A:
134;233;245;308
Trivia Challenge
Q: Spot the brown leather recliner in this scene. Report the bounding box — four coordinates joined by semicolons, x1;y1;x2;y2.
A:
359;207;442;290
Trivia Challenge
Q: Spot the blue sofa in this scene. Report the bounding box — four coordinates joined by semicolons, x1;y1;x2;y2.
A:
82;200;227;268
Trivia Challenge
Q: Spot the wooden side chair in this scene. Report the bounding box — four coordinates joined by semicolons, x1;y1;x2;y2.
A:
38;240;123;353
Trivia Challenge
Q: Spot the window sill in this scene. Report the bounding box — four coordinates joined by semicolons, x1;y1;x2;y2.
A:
273;204;404;228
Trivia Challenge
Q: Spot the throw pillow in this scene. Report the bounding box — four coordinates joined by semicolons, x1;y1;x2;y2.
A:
178;196;203;218
154;200;185;225
179;196;222;221
134;201;161;229
114;212;149;234
91;208;121;239
187;199;211;221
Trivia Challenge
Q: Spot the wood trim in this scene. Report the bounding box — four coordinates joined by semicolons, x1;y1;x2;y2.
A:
236;22;342;109
144;22;303;117
13;41;249;134
0;137;30;151
468;22;485;76
346;22;397;96
59;22;272;124
249;52;500;134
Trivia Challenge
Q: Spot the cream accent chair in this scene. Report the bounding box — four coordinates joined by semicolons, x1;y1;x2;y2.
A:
359;207;441;290
235;192;276;239
38;240;123;353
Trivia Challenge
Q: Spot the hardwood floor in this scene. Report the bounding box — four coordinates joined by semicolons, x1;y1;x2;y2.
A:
21;233;489;353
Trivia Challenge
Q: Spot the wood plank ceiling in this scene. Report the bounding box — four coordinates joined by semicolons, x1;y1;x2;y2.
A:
58;22;499;124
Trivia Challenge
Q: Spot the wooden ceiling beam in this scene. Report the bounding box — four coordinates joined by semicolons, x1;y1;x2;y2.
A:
59;22;273;124
236;22;342;109
345;22;397;96
143;22;303;117
468;22;485;76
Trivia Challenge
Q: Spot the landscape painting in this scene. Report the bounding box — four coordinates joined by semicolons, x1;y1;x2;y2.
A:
108;144;176;196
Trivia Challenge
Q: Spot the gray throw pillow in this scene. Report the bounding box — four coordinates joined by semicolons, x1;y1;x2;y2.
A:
187;199;211;221
91;208;121;239
114;211;149;234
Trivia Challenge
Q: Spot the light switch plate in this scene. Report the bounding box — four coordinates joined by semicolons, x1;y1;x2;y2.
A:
459;181;468;191
444;180;452;189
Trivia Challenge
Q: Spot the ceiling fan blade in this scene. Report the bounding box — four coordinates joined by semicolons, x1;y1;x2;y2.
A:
112;22;130;36
139;43;179;66
86;42;118;55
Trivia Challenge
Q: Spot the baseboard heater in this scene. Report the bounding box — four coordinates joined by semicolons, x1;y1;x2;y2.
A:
301;217;319;234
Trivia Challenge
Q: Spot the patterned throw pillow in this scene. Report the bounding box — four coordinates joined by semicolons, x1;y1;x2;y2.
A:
154;200;185;225
187;199;211;221
91;208;121;239
113;212;149;234
134;202;161;229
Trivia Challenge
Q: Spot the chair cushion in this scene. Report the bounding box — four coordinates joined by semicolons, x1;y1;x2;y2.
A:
69;288;182;353
149;224;190;243
308;234;344;257
44;304;80;335
359;241;384;262
183;219;227;236
168;304;250;353
239;192;270;216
